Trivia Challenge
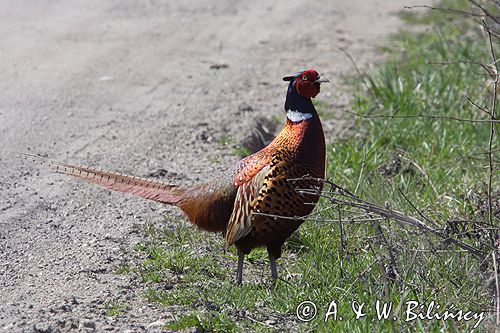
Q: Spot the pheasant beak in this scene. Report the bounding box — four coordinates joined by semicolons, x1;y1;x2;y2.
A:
314;76;330;84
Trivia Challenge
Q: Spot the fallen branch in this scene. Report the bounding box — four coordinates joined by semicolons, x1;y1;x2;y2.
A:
292;177;487;259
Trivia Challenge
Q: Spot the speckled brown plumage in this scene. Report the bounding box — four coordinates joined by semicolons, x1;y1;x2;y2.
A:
226;114;325;259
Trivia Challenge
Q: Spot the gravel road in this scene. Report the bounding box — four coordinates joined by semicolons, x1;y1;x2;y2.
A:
1;1;418;331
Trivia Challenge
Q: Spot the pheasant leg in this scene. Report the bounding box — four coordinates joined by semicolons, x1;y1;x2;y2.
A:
269;254;278;283
236;250;244;285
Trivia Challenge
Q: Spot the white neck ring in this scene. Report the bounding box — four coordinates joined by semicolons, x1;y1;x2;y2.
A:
286;110;313;123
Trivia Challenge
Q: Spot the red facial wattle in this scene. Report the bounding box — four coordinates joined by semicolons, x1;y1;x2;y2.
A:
296;80;320;98
295;69;321;98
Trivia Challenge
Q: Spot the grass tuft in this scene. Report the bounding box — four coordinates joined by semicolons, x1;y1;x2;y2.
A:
103;301;127;317
164;312;237;332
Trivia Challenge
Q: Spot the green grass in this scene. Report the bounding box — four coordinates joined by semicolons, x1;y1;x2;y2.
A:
118;2;498;332
103;301;127;317
164;313;237;332
218;133;234;146
232;145;253;158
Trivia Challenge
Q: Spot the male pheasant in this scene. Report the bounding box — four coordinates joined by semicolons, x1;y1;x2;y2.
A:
31;69;329;284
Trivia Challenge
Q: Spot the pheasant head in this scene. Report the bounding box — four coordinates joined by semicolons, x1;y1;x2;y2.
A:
283;69;329;98
282;69;329;122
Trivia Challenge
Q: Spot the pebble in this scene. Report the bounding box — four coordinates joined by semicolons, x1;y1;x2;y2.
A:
146;320;164;329
265;319;277;325
238;103;254;113
82;319;96;331
33;322;52;333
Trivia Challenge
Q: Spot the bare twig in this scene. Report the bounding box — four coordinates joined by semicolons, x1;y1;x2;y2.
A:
299;178;487;259
469;0;500;25
468;97;494;118
493;251;500;327
341;109;500;123
370;221;398;299
428;59;493;66
404;4;485;17
267;175;486;259
397;188;439;229
483;19;498;228
338;206;347;255
368;241;390;299
337;206;347;279
253;212;307;222
373;219;399;282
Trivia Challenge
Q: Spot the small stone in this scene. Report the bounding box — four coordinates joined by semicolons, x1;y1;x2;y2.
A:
59;304;72;312
238;103;254;113
146;320;164;329
33;322;52;333
82;320;96;331
209;63;229;70
265;319;277;325
69;319;79;329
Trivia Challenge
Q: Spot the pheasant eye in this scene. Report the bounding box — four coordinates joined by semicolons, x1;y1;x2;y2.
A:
301;75;307;81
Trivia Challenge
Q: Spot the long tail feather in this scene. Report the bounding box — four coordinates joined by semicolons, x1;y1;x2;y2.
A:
18;153;186;205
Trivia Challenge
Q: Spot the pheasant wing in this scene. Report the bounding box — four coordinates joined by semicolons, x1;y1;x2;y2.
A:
225;165;269;248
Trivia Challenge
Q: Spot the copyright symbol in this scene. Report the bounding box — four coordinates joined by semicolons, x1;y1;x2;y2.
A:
296;301;317;322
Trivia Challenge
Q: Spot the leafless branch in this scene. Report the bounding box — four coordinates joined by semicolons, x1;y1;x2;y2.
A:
369;241;390;299
293;178;487;258
468;97;492;116
341;109;500;123
404;5;485;17
469;0;500;25
482;18;498;228
493;251;500;326
428;59;487;66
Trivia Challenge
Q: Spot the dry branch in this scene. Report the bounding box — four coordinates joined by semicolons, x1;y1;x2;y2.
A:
482;18;499;228
341;109;500;123
292;177;487;259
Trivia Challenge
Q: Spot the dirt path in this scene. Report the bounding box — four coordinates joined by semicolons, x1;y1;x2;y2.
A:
1;1;417;331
